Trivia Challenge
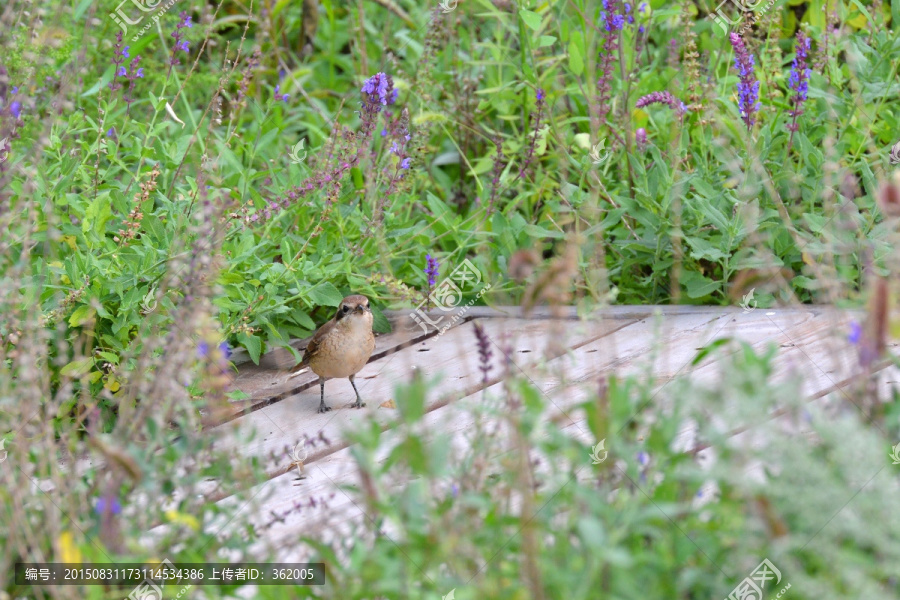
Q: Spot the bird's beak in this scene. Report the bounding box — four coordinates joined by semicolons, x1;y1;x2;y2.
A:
356;305;367;313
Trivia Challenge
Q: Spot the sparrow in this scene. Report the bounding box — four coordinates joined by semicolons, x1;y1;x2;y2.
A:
292;295;376;413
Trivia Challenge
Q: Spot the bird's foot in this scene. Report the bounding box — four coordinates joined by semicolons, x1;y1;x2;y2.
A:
317;404;332;413
351;400;366;409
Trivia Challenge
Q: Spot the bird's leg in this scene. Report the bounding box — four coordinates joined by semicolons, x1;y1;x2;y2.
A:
349;375;366;408
317;377;331;413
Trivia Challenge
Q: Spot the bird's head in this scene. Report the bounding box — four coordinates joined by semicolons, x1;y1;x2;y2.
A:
335;295;373;327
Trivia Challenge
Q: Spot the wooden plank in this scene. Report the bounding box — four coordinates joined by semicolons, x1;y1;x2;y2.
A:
216;324;440;425
208;316;637;481
228;310;740;558
197;309;899;563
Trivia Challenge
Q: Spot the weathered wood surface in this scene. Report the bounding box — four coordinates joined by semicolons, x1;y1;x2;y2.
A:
212;316;636;470
204;306;897;562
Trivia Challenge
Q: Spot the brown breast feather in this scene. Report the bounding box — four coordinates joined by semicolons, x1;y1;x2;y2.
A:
293;318;337;371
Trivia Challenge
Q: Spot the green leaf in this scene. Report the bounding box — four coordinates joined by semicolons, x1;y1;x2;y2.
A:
307;282;344;307
691;337;734;366
227;389;252;401
97;351;119;365
237;333;262;365
519;9;543;31
681;270;721;299
60;357;94;377
684;237;728;262
371;305;391;334
68;305;96;327
568;37;584;75
351;167;365;190
290;309;317;330
74;0;93;19
82;195;112;240
523;224;565;239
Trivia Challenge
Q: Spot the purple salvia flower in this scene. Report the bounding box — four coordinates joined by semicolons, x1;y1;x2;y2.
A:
729;32;760;131
596;0;623;128
95;495;122;515
359;72;396;139
635;90;687;117
361;72;396;106
274;84;289;102
9;101;21;118
424;254;440;287
122;54;143;106
473;321;493;385
11;86;18;94
169;11;193;67
109;31;125;92
400;157;410;169
635;127;647;150
786;31;812;151
601;0;626;31
848;321;862;345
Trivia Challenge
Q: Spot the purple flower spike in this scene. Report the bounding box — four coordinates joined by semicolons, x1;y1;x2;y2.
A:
635;90;687;117
729;32;760;131
95;496;122;515
424;254;440;287
635;127;647;150
361;72;396;106
169;11;193;66
786;31;812;150
601;0;626;31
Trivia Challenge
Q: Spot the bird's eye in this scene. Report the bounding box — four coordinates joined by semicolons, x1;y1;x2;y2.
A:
342;305;350;313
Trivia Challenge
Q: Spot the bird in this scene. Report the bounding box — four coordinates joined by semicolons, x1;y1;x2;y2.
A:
291;295;376;413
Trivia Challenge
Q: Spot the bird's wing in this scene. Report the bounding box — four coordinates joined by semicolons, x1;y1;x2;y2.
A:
293;319;336;371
